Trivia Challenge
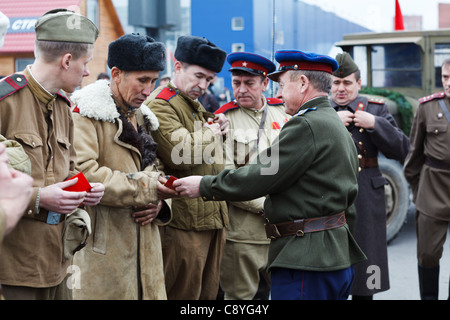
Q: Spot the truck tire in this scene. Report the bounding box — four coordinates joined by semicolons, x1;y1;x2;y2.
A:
379;156;410;243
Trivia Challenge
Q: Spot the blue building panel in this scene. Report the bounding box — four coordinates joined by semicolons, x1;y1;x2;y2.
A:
191;0;371;94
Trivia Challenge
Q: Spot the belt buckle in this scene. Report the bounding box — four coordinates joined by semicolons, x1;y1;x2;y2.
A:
47;211;61;225
293;219;305;237
265;218;281;240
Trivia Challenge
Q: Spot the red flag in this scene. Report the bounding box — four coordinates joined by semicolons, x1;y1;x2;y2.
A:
395;0;405;30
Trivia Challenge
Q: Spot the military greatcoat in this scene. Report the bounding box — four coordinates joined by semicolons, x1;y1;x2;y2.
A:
331;95;410;296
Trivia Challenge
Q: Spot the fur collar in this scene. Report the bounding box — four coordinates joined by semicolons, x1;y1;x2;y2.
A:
71;79;159;131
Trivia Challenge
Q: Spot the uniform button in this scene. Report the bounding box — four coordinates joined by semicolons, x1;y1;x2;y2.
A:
17;77;22;82
359;128;364;133
202;196;207;200
28;209;32;215
358;154;363;159
358;167;362;172
358;141;363;145
32;141;35;147
434;129;439;134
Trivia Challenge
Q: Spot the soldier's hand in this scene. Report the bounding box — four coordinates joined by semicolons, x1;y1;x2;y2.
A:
157;176;179;199
132;201;162;226
204;120;222;136
39;179;87;214
337;110;355;127
213;113;229;135
82;182;105;206
173;176;202;198
0;162;34;234
354;110;375;129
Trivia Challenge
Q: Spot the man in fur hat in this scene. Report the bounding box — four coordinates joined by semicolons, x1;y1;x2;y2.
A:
145;35;229;300
70;33;177;300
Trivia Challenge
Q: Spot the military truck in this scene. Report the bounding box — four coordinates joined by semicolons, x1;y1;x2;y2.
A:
334;29;450;242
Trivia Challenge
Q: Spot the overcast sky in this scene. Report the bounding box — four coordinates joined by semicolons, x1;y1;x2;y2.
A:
301;0;450;32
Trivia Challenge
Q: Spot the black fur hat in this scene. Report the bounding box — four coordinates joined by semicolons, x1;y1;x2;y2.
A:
175;36;226;73
107;33;166;71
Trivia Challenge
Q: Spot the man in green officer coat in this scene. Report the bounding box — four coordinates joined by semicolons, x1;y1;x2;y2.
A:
174;50;366;300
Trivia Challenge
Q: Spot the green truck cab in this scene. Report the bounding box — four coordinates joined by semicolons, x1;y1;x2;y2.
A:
335;29;450;242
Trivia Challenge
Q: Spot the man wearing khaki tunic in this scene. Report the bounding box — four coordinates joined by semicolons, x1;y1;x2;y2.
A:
0;9;104;300
214;52;289;300
404;58;450;300
146;36;229;300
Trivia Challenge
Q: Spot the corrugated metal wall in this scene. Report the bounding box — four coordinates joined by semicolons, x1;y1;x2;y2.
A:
192;0;371;93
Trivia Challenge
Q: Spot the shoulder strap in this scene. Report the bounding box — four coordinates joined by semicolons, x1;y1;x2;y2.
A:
214;101;239;114
0;74;28;102
294;107;317;117
266;98;283;106
419;92;446;104
438;99;450;124
367;97;385;105
155;87;178;102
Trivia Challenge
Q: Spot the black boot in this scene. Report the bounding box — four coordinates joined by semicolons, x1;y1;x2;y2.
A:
418;265;439;300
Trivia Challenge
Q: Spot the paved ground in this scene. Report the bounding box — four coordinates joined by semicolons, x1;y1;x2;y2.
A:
375;210;450;300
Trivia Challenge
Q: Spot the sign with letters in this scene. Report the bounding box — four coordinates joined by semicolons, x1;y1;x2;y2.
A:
8;17;39;34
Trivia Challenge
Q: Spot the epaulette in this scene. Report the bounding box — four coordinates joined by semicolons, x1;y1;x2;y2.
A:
294;107;317;117
0;73;28;102
155;87;178;102
214;101;239;114
419;91;445;104
266;98;283;106
368;97;385;105
56;90;72;107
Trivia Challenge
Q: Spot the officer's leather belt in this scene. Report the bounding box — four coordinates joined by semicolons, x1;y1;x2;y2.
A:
359;157;378;168
425;156;450;171
265;211;346;240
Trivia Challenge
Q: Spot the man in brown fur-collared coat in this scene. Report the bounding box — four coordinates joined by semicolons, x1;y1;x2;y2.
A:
70;34;177;300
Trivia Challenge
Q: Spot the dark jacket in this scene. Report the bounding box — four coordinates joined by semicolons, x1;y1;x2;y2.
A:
331;94;410;295
200;96;366;272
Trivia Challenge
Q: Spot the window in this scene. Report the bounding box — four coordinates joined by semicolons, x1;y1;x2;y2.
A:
231;43;245;52
352;46;368;87
371;43;422;88
86;0;99;27
15;58;34;72
434;43;450;88
232;17;244;31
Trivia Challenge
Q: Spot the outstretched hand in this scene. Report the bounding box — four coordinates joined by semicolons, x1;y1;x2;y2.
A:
172;176;203;198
